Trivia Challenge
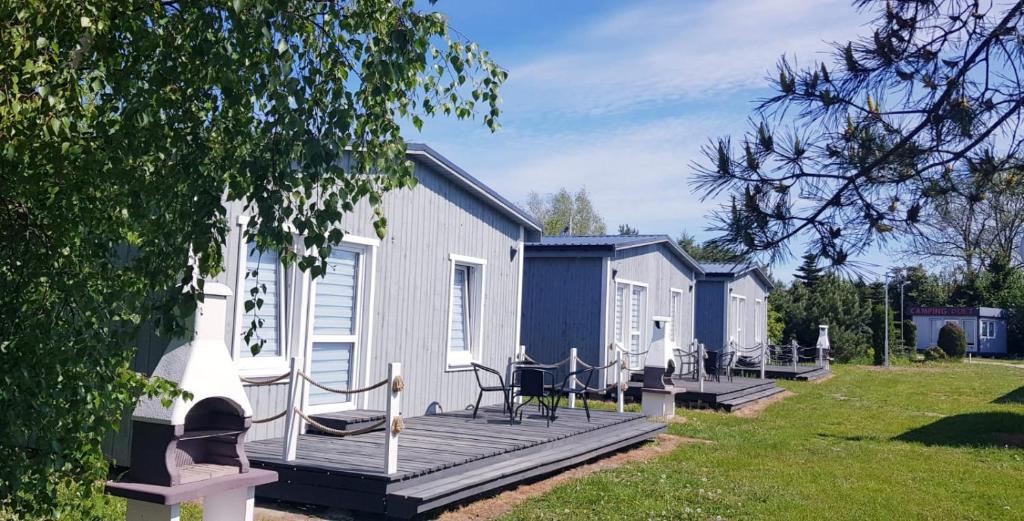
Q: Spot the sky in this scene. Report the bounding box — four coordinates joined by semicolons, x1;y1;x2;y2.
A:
409;0;885;280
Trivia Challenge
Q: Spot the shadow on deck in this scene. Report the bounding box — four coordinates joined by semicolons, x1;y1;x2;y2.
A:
246;406;664;519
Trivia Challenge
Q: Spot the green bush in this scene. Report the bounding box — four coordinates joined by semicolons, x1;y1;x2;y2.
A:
937;323;968;358
902;320;917;348
923;345;947;361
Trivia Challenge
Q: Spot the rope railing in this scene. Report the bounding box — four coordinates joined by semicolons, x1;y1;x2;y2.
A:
295;408;388;437
239;372;291;386
274;357;404;474
251;409;288;424
298;371;389;395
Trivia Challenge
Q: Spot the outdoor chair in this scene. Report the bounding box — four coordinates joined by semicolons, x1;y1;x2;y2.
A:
470;363;510;419
704;350;736;383
511;367;558;426
558;366;597;422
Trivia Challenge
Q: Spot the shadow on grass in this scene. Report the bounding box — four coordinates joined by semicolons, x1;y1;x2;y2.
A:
894;412;1024;448
993;385;1024;404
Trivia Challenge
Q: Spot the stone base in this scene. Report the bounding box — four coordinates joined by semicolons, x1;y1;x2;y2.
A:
641;389;676;418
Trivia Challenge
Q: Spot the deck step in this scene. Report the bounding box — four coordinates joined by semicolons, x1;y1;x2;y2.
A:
308;409;386;434
718;386;787;411
795;368;831;381
385;417;665;518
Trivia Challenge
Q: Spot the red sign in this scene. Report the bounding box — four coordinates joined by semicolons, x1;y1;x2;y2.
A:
909;307;978;317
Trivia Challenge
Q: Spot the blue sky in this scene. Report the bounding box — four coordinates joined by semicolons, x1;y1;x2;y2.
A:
410;0;888;280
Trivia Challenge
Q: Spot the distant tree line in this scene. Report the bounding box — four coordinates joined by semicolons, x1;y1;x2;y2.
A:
769;254;1024;361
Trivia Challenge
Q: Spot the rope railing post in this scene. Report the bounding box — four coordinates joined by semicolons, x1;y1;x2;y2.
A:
615;349;624;413
568;347;578;409
697;342;705;393
791;340;798;370
513;345;526;406
760;342;766;380
385;362;402;475
282;356;302;462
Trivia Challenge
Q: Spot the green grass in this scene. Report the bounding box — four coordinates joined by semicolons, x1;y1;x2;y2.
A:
501;363;1024;521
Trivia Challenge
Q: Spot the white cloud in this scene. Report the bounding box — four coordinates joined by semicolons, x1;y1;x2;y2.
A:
416;0;876;275
505;0;868;116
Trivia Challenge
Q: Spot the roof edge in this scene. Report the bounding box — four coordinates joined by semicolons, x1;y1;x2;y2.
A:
405;143;542;233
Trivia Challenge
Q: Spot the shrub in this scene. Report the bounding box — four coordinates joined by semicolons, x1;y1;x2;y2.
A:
923;345;947;361
902;320;917;348
937;323;968;358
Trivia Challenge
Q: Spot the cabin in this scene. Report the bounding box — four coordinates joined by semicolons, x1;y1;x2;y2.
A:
910;306;1009;355
108;146;669;518
694;262;774;352
520;235;703;380
111;144;544;463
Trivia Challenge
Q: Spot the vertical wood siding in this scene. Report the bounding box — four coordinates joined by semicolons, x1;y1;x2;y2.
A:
727;273;770;350
695;281;726;350
520;256;604;371
608;245;697;358
114;157;525;460
231;159;523;438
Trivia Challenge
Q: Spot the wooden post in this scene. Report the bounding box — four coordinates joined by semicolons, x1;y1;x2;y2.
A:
759;342;766;380
697;342;705;393
513;345;525;406
615;349;624;413
568;347;577;409
282;356;301;462
385;362;401;475
791;340;798;370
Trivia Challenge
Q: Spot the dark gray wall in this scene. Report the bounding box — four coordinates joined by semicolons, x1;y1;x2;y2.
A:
695;280;726;350
521;256;604;370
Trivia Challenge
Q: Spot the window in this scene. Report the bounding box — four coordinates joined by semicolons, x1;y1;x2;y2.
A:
233;240;287;374
670;289;685;346
307;248;361;408
447;254;486;369
980;319;997;339
613;280;648;367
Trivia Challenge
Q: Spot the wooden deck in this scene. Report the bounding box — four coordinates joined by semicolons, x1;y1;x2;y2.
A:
246;406;664;518
626;376;785;411
739;364;831;381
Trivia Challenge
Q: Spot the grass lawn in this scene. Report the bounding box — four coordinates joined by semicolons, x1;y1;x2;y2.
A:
501;363;1024;521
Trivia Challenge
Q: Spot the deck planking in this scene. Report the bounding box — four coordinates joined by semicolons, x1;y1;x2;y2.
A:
247;406;664;518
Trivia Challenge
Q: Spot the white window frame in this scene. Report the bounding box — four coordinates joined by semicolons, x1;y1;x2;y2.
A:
754;299;763;343
232;216;289;377
730;294;747;345
302;239;376;415
670;288;685;346
980;319;996;339
614;279;649;368
446;254;487;371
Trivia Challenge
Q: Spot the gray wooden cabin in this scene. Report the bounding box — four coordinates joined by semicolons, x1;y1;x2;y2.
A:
520;236;703;385
110;144;542;464
694;262;774;352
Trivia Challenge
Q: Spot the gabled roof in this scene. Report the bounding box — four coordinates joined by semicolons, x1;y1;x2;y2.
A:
406;143;542;232
526;235;704;274
699;262;775;290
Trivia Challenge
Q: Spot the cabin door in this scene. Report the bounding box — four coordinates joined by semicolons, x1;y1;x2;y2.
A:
305;246;364;413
